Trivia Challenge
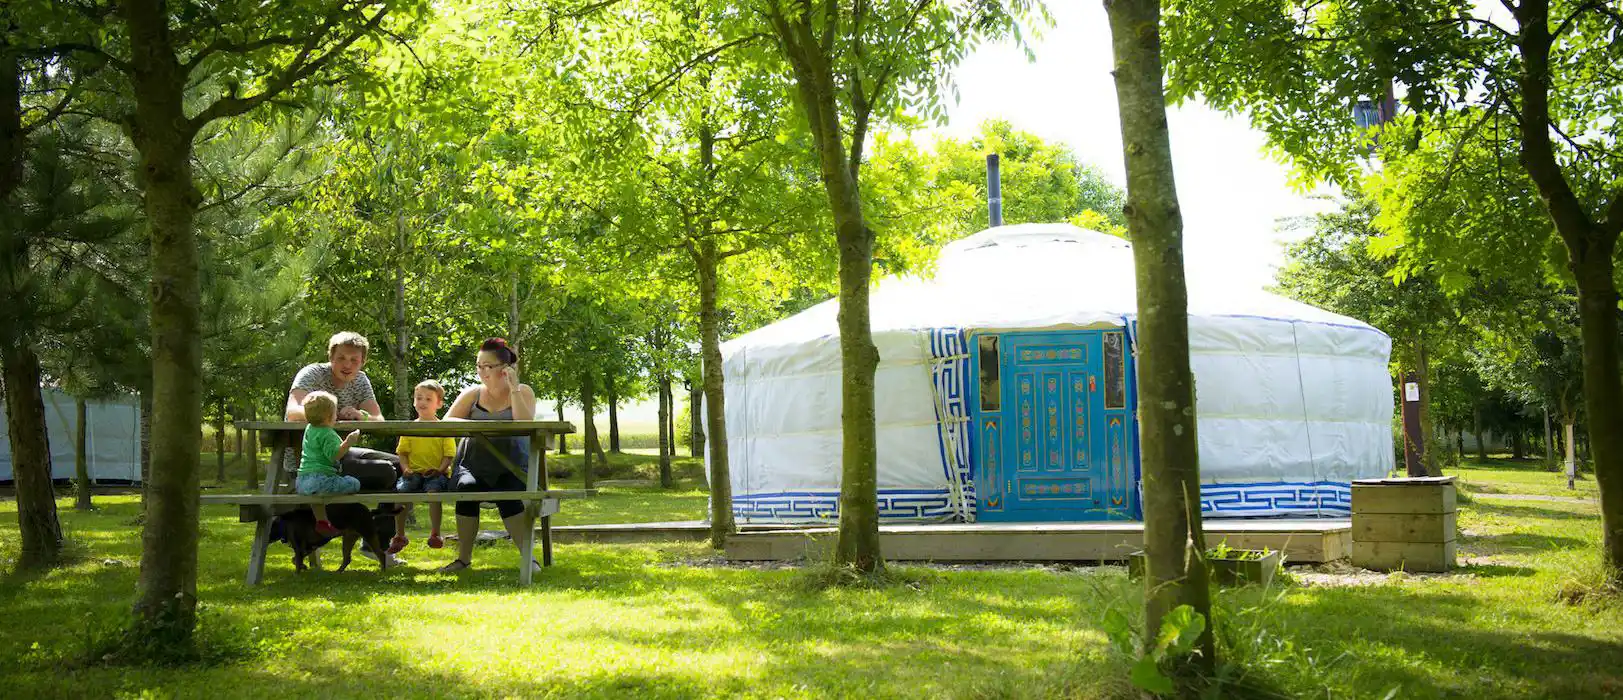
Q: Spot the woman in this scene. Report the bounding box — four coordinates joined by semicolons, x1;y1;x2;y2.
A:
438;337;538;573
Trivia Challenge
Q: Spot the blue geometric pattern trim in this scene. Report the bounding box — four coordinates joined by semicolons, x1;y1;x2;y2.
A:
732;489;956;521
928;327;976;522
1200;481;1352;517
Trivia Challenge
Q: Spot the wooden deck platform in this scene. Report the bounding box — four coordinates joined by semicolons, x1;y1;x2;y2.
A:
722;519;1352;564
551;521;808;544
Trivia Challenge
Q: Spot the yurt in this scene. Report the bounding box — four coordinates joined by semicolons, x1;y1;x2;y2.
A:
719;223;1393;524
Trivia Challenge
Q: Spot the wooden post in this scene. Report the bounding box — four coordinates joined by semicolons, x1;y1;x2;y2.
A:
1566;420;1578;489
1400;372;1425;476
1351;476;1457;572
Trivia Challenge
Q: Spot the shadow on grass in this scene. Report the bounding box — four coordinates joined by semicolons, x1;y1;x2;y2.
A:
1466;532;1590;553
1260;585;1623;699
1453;457;1560;472
1452;562;1539;578
1470;500;1596;521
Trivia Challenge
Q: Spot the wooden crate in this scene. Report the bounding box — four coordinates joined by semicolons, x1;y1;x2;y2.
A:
1350;476;1456;572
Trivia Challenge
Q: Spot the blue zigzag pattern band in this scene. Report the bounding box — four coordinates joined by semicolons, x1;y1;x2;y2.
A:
731;482;1352;521
928;327;976;522
1200;481;1352;516
732;489;955;521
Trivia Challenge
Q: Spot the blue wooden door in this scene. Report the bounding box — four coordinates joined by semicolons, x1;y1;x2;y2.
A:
970;329;1137;521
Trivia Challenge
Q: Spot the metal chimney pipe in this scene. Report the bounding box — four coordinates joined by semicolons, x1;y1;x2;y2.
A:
986;153;1004;227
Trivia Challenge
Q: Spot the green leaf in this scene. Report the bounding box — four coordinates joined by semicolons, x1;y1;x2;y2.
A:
1130;656;1174;695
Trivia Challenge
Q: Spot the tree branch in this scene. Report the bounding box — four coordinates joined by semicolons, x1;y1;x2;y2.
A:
1603;192;1623;238
184;34;306;73
1553;0;1605;38
188;7;388;130
1437;95;1503;193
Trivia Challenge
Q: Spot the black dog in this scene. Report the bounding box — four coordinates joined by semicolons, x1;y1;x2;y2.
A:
271;503;399;572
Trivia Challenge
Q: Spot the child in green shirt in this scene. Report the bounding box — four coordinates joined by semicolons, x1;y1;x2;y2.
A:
296;391;363;536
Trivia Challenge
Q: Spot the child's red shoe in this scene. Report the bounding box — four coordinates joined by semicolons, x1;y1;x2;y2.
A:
315;519;339;536
427;534;444;549
388;535;408;554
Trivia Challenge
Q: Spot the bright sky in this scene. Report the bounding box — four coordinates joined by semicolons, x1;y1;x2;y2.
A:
932;1;1336;290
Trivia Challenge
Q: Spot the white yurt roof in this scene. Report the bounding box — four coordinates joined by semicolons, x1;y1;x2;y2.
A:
726;223;1381;355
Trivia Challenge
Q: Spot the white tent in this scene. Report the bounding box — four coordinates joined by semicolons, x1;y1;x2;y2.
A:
719;223;1393;523
0;389;142;483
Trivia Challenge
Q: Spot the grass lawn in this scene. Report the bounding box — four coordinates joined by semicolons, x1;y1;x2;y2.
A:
3;456;1623;698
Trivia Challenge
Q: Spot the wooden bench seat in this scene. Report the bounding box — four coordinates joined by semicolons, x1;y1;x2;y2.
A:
202;490;593;522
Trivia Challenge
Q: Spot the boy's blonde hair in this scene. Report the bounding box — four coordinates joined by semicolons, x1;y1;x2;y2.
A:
303;391;338;424
414;379;446;402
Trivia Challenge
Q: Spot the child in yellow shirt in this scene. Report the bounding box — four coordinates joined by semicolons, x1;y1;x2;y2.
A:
390;380;458;552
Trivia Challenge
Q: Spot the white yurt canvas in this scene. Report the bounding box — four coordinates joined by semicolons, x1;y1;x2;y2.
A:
0;389;143;483
719;223;1393;524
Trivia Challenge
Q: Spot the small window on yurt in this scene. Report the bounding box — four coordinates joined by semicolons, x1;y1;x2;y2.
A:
978;335;1001;411
1105;332;1126;408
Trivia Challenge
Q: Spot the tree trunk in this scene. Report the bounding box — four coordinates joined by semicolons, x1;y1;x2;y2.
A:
76;396;93;510
1512;429;1526;461
234;405;243;459
658;374;674;488
1474;403;1487;462
507;276;521;356
246;403;259;490
579;372;598;490
694;239;737;547
2;56;64;559
1415;334;1439;476
688;383;704;458
2;338;64;567
390;221;411;420
556;395;569;455
668;382;679;463
139;388;152;508
1457;429;1465;460
126;0;205;643
1545;405;1555;468
214;398;226;483
607;375;621;453
1514;0;1623;582
1107;0;1217;676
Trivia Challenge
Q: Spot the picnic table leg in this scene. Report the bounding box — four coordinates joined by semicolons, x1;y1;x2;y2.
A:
541;513;553;567
519;512;536;585
536;431;553;567
246;508;272;586
519;430;545;585
247;432;290;585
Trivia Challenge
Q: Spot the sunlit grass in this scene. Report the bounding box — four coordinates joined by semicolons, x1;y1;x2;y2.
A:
4;454;1623;698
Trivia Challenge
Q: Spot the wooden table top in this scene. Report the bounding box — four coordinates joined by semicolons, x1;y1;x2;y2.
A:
235;420;576;436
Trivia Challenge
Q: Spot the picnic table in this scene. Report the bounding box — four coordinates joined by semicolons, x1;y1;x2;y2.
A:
202;420;588;585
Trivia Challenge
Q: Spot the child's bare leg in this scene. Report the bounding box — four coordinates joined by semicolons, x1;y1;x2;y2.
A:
429;502;443;536
395;505;409;538
313;503;329;522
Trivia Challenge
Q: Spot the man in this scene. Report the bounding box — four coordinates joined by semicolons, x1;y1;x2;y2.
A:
285;331;387;423
282;331;402;563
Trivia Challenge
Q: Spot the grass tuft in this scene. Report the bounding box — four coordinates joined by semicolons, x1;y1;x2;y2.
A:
1554;561;1623;606
796;560;943;592
72;606;256;669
